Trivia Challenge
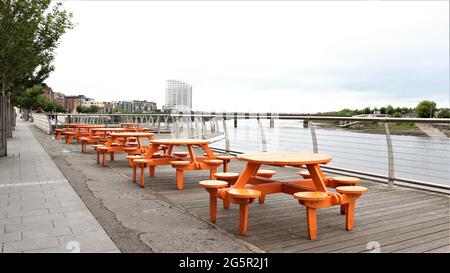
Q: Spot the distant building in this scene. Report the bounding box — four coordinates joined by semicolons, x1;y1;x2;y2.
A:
103;102;115;113
81;100;105;110
65;95;88;113
114;100;157;113
133;100;157;112
42;83;54;103
53;92;66;108
164;80;192;112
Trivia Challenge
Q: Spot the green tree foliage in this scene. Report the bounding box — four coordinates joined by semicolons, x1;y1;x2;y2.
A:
0;0;73;94
10;84;65;112
415;100;437;118
436;108;450;118
76;105;100;113
386;105;395;116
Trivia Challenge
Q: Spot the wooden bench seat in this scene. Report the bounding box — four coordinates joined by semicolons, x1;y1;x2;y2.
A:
216;155;235;172
172;151;189;158
199;180;229;223
294;191;329;240
256;169;276;178
298;170;311;179
227;188;262;236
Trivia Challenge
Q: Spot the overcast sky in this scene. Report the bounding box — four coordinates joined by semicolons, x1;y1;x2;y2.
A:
46;1;449;113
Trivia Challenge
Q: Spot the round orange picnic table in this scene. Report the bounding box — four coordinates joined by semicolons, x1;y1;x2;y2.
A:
108;132;154;148
120;123;141;128
203;151;367;239
130;139;220;189
62;124;106;143
95;132;154;167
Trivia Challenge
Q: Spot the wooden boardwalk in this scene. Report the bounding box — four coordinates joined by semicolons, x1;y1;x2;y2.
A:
110;153;450;253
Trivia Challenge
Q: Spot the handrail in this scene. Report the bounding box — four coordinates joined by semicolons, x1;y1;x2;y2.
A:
47;113;450;123
43;112;449;192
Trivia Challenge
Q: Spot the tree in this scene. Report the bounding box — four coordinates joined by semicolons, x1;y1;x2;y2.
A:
436;108;450;118
386;105;395;116
415;100;437;118
0;0;73;156
392;112;402;118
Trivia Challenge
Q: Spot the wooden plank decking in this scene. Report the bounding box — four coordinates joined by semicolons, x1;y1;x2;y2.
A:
109;153;450;253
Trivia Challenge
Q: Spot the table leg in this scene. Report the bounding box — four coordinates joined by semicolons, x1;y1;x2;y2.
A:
306;164;328;192
167;145;173;156
233;163;260;188
140;164;145;188
306;207;318;240
176;169;184;190
187;145;196;163
136;136;142;148
210;191;218;223
202;144;215;158
239;204;249;236
346;202;355;231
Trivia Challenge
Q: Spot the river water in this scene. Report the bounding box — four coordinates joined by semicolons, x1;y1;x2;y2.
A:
208;119;450;187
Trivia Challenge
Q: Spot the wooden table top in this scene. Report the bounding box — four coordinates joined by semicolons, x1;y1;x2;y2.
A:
150;139;209;145
237;151;332;165
64;124;106;129
91;128;128;132
109;132;154;137
63;123;82;127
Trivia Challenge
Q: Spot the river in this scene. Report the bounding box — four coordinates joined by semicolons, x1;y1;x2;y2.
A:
208;119;450;187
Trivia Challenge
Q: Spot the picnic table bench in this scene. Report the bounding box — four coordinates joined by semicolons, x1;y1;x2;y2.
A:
200;151;368;239
130;139;229;190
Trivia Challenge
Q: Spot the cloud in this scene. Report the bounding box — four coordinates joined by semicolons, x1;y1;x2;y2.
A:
46;1;449;112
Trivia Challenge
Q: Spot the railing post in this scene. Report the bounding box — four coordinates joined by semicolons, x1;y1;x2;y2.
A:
308;120;319;153
47;114;53;134
173;116;179;138
234;112;237;128
269;112;274;128
186;116;192;138
156;116;161;134
384;122;395;187
201;118;207;139
222;113;230;152
257;114;267;152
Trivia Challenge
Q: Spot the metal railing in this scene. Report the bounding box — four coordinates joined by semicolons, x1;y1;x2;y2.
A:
40;112;450;192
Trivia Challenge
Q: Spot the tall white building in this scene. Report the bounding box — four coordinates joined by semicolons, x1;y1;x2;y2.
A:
164;80;192;112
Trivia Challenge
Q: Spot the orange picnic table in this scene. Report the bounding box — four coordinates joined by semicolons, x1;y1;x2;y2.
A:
200;151;368;239
120;123;141;128
61;124;106;144
79;127;149;153
130;139;223;189
95;132;154;166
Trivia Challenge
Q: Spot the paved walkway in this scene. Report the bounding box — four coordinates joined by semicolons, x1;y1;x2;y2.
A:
0;119;119;253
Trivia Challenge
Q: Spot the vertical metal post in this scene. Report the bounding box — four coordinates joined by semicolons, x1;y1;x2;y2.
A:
201;118;207;139
156;116;161;134
257;115;267;152
222;115;230;152
269;113;274;128
173;116;179;138
47;114;53;134
234;112;238;128
308;121;318;153
194;116;200;138
384;122;395;187
185;116;192;138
